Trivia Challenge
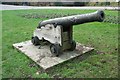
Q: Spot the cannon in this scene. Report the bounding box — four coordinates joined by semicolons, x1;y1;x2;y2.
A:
32;10;105;56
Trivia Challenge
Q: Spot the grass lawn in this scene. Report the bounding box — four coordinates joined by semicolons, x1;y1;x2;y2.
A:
2;9;118;78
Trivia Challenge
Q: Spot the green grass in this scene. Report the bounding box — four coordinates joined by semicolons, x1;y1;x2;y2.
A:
0;10;2;80
2;9;118;78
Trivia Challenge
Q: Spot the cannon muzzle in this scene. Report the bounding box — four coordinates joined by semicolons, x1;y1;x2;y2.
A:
39;10;105;27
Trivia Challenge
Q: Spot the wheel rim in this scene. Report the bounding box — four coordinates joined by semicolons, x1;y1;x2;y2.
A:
51;45;56;53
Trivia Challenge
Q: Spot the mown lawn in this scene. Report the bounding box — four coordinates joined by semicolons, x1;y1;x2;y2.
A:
2;9;118;78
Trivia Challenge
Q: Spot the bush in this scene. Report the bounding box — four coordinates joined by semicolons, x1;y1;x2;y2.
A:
86;2;118;7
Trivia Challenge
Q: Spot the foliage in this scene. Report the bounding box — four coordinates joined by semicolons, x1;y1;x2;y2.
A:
87;2;119;7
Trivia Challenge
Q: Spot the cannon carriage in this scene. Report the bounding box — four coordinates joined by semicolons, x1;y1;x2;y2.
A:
32;10;105;56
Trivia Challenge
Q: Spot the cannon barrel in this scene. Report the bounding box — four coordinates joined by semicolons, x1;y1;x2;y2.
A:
39;10;105;27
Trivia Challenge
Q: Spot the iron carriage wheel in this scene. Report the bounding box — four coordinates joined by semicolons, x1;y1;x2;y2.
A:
50;44;62;57
31;36;40;46
69;40;76;51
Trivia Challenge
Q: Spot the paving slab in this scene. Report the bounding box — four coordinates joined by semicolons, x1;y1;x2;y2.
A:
13;40;94;70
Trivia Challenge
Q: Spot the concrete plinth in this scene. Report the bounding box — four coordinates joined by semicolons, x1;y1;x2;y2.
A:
13;40;94;70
